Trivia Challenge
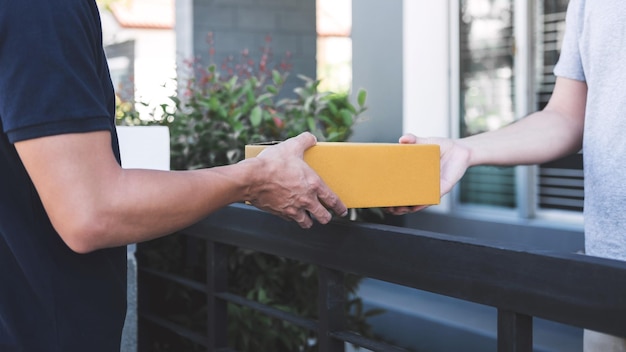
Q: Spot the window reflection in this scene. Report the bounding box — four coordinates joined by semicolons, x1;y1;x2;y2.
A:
458;0;516;208
456;0;582;213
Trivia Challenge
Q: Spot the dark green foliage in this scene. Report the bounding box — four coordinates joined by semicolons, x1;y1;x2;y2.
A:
151;68;367;171
123;37;384;351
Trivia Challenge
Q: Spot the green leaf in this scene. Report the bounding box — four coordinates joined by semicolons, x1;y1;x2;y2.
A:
326;131;342;141
231;108;243;122
262;110;272;122
272;70;283;86
198;99;212;108
340;109;353;126
228;75;238;88
327;101;338;115
250;106;262;127
266;85;278;94
293;87;306;99
209;96;220;111
257;288;267;303
232;121;243;132
218;106;228;119
357;88;367;107
304;96;315;112
318;114;334;126
245;88;255;105
297;74;313;84
256;93;274;104
306;117;316;132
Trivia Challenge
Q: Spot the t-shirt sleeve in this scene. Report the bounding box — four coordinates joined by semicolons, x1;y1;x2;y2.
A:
553;0;586;82
0;0;114;144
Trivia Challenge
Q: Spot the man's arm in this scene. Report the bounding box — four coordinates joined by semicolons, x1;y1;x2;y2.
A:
15;131;346;253
388;76;587;214
461;76;587;167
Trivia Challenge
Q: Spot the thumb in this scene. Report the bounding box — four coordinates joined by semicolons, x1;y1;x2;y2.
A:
404;135;437;146
290;132;317;154
398;133;417;144
413;136;433;145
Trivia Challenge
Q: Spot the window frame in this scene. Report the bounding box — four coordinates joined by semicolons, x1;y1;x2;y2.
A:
447;0;584;229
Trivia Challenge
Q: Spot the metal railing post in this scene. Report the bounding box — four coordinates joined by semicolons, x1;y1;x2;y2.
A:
207;240;229;349
498;309;533;352
318;266;346;352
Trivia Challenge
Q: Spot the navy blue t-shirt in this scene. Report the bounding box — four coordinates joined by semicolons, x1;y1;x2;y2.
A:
0;1;126;351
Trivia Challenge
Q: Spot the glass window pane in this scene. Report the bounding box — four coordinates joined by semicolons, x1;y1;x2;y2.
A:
535;0;584;213
458;0;516;208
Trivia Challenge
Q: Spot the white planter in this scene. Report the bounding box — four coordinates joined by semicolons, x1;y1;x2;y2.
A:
116;125;170;171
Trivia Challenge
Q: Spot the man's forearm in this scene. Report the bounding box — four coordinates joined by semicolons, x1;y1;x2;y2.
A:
462;108;584;167
463;76;587;167
87;163;256;251
16;131;346;253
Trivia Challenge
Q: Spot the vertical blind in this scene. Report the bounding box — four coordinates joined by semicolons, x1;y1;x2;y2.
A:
536;1;584;212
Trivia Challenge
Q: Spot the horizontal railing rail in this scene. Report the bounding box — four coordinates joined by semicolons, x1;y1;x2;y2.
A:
140;203;626;351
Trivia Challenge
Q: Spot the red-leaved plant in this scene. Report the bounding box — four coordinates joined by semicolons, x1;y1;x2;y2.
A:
128;34;381;352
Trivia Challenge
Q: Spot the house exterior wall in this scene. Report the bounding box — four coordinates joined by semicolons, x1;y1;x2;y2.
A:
130;29;176;118
349;0;403;143
101;9;176;119
399;0;454;212
176;0;317;98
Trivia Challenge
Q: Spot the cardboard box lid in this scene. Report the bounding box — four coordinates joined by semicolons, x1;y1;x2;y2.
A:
245;142;440;208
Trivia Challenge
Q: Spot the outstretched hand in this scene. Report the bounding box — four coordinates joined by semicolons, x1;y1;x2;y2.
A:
245;132;348;228
386;133;471;215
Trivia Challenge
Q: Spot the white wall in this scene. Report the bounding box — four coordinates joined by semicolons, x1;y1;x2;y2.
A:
116;126;170;171
402;0;451;139
100;9;177;120
131;29;177;119
402;0;451;212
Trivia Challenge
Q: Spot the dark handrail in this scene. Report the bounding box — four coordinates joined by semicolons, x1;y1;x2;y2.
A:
144;203;626;351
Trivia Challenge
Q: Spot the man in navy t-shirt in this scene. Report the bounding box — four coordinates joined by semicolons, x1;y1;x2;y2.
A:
0;1;347;350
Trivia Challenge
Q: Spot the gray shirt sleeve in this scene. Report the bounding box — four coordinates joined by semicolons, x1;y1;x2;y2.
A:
553;0;586;82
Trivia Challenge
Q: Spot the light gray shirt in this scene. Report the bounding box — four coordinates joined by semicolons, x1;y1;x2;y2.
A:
554;0;626;261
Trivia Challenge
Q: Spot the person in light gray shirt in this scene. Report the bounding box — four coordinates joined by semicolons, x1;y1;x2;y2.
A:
390;0;626;350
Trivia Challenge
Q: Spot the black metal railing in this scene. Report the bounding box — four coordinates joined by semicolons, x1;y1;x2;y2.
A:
139;203;626;351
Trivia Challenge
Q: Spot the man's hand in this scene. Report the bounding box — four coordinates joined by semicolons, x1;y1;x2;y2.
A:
244;132;348;228
386;133;471;215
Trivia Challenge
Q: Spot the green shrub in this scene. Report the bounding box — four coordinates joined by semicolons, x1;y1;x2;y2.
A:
152;71;367;170
125;36;382;352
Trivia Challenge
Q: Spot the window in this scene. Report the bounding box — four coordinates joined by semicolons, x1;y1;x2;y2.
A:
316;0;352;93
458;0;516;209
104;40;135;101
455;0;582;217
535;0;584;213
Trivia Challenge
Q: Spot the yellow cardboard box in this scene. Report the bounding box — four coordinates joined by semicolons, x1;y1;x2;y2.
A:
244;142;440;208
